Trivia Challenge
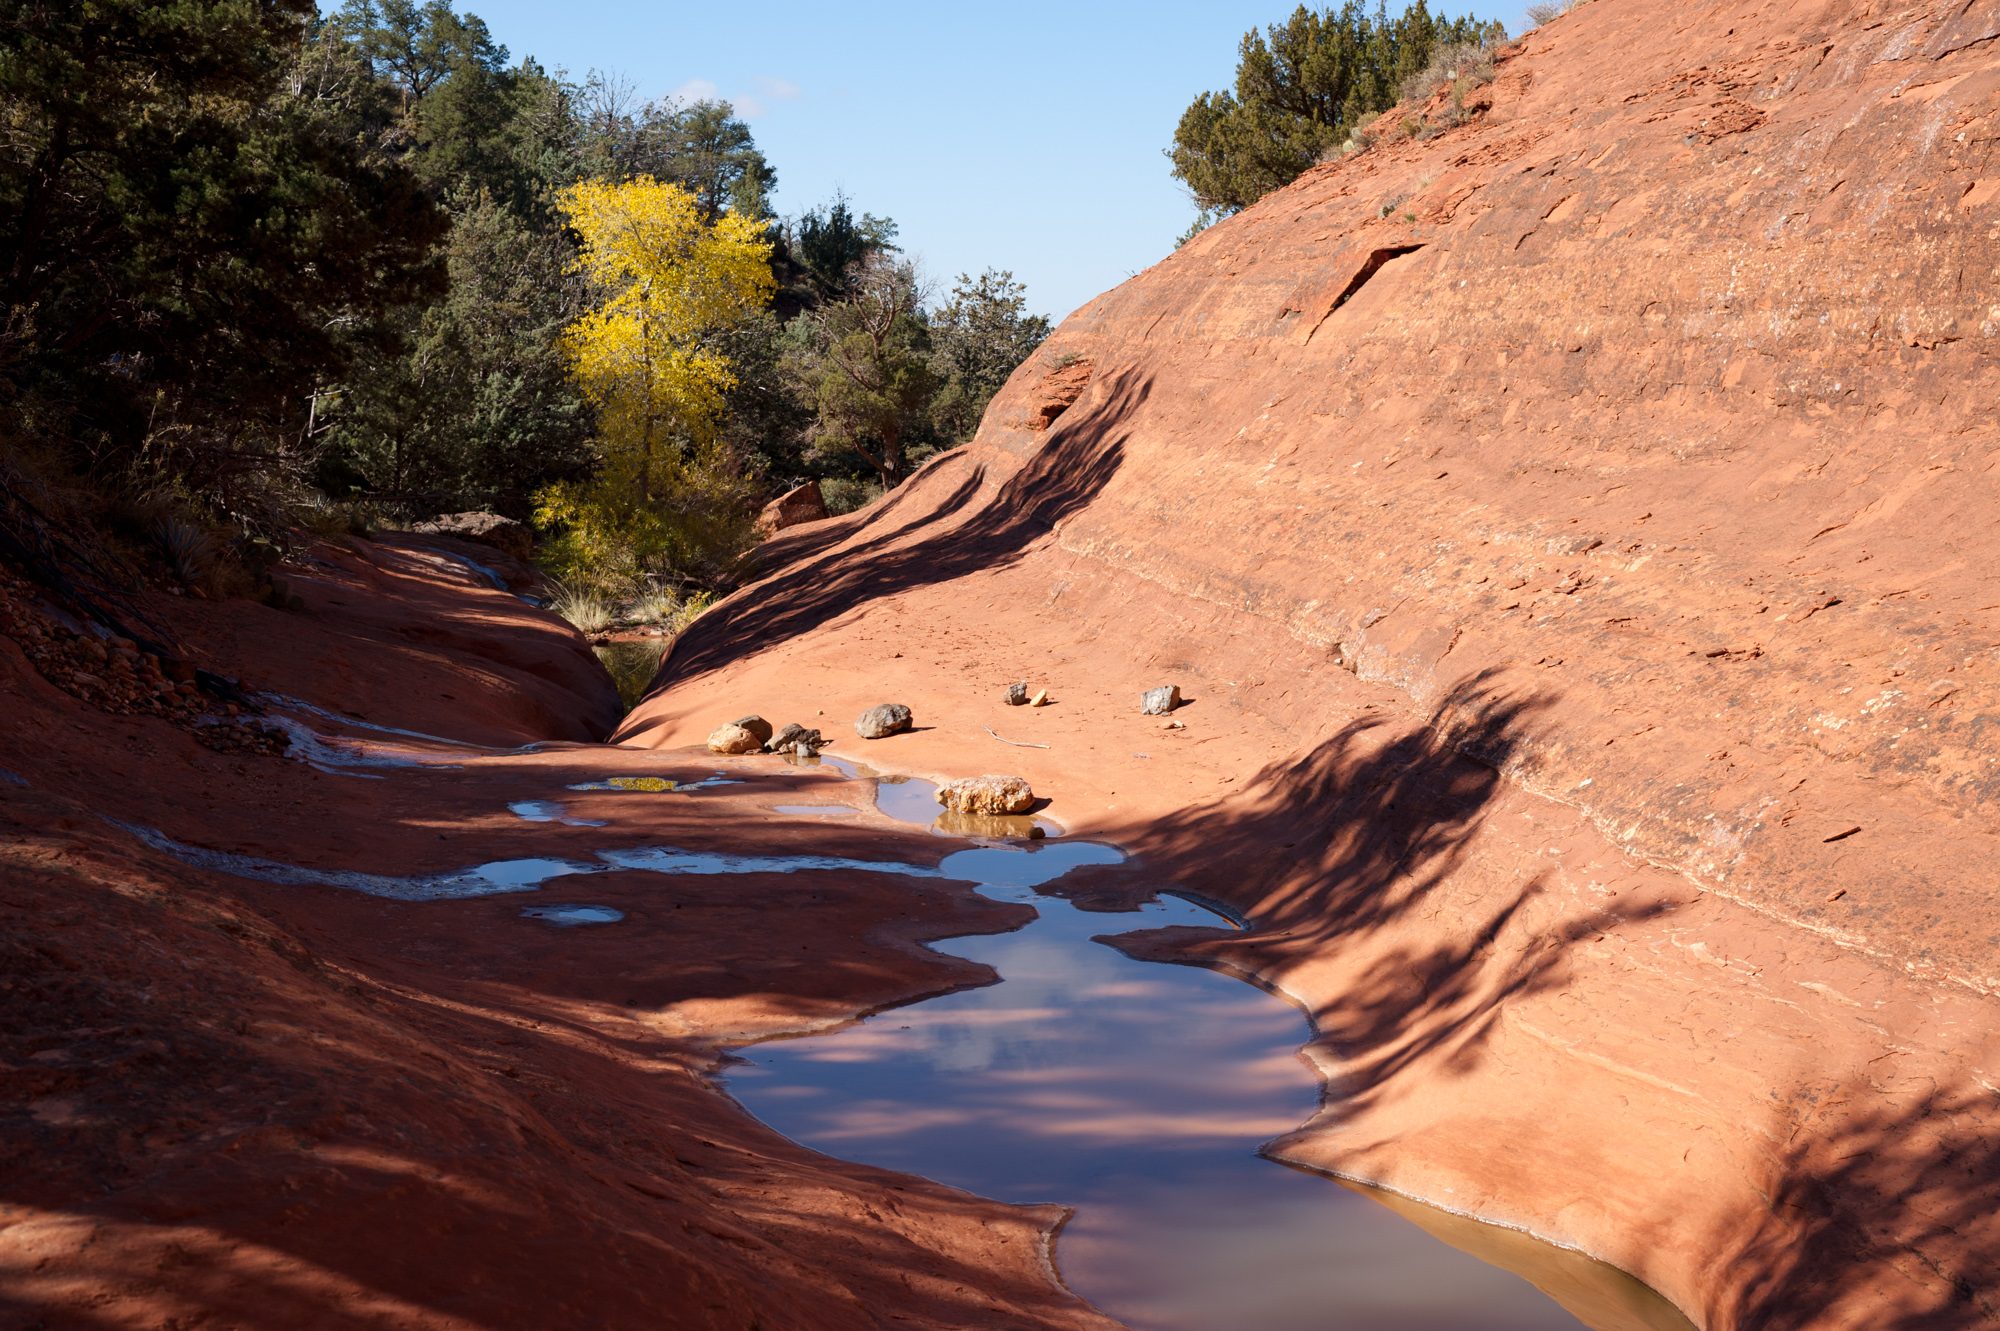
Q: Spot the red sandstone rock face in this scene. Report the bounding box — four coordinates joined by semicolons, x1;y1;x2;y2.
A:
624;1;2000;1324
755;480;831;538
1015;358;1094;432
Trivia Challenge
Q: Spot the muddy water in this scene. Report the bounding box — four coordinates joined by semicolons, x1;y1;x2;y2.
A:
116;703;1692;1331
729;781;1698;1331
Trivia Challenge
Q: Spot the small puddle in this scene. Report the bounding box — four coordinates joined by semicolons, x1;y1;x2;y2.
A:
243;693;487;776
803;755;1059;839
726;837;1695;1331
113;819;941;903
565;774;743;794
508;800;608;827
522;904;624;926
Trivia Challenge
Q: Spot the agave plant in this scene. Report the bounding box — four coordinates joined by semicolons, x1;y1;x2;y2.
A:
154;516;216;587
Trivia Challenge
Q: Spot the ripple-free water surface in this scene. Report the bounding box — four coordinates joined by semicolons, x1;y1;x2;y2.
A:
112;716;1687;1331
727;837;1693;1331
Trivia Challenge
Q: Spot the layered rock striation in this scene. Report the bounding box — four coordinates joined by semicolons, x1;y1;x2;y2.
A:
627;1;2000;1324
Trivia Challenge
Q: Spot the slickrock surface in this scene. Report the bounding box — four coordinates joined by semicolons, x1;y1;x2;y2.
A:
0;536;1113;1331
621;0;2000;1325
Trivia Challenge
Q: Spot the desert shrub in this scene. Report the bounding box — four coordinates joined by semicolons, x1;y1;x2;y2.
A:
662;590;712;636
1169;3;1506;215
1336;112;1385;159
820;477;884;516
625;585;712;634
1525;0;1576;26
625;584;683;627
1400;39;1500;106
299;499;394;540
154;517;218;588
548;582;615;635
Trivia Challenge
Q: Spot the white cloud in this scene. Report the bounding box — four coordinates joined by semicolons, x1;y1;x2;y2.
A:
666;76;799;120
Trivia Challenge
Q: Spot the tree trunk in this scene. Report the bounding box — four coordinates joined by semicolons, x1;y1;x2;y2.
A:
879;424;902;487
639;297;655;500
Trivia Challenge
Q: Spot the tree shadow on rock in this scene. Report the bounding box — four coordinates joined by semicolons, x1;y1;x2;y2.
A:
642;368;1149;699
1707;1076;2000;1331
1125;671;1681;1128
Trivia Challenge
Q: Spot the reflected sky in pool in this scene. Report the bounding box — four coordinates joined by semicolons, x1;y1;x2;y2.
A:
727;839;1635;1331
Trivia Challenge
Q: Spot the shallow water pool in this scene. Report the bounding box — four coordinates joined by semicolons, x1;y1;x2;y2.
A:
727;837;1695;1331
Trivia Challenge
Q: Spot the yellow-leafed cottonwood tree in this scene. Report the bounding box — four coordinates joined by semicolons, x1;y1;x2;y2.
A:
536;176;774;588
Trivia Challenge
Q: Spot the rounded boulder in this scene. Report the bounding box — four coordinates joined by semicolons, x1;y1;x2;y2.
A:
854;703;913;739
936;774;1036;816
706;723;763;755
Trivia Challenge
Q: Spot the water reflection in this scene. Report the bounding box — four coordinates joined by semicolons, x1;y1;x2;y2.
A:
728;840;1692;1331
798;755;1059;838
593;638;669;711
521;903;624;926
508;799;607;827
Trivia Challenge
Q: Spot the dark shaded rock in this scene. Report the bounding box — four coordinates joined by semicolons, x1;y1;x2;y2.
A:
411;511;533;561
755;482;830;538
1005;681;1030;706
768;723;824;755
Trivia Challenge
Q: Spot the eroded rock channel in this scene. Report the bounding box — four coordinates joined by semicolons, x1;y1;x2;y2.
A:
103;685;1691;1329
729;769;1694;1331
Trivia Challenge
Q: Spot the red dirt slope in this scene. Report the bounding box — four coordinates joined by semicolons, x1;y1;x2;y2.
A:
622;1;2000;1326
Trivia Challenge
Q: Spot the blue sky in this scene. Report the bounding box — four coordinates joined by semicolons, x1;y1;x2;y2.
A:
440;2;1527;322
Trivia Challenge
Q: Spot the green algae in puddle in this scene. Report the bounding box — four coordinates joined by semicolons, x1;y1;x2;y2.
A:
608;775;673;792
